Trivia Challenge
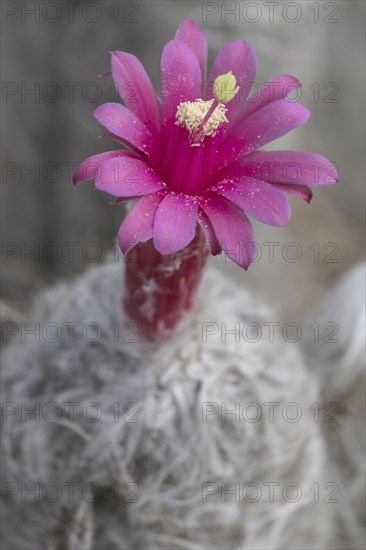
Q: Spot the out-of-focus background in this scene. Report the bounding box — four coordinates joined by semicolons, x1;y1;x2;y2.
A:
1;0;365;318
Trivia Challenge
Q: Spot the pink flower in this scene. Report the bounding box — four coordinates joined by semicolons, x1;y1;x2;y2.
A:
74;19;337;270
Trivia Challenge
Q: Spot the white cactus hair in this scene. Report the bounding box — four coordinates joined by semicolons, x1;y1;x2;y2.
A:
1;261;365;549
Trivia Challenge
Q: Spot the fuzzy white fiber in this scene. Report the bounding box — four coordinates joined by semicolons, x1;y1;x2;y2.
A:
1;262;365;550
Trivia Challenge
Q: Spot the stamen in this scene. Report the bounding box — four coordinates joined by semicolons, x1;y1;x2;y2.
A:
175;99;228;145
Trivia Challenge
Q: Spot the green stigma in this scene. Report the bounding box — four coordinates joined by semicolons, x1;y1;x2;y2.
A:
213;71;240;104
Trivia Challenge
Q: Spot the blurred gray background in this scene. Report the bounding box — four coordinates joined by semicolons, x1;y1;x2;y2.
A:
1;0;365;317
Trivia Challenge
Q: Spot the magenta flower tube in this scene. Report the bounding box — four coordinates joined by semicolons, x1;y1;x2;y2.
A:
124;229;208;340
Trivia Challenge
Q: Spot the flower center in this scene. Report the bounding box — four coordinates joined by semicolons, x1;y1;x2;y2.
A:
160;72;240;194
174;71;240;147
175;99;228;145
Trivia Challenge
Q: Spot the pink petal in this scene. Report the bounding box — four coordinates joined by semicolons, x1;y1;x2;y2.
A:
212;178;290;227
99;132;142;154
175;19;208;79
273;183;313;203
73;150;137;185
95;157;165;197
220;100;311;166
118;192;165;254
197;209;222;256
201;195;255;270
153;193;199;254
242;75;301;118
161;40;202;126
93;103;153;157
207;40;256;123
111;51;161;134
239;150;338;185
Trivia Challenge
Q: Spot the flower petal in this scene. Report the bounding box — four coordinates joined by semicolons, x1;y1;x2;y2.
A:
95;157;165;197
161;40;202;126
73;150;137;185
118;192;165;254
102;133;151;161
212;178;291;226
175;19;208;79
93;103;153;157
197;209;222;256
220;100;311;166
111;51;161;134
153;193;199;254
272;183;313;203
201;195;255;270
239;150;338;185
207;40;256;123
242;75;301;118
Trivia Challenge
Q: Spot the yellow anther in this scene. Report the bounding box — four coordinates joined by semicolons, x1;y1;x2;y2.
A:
176;99;228;142
213;71;239;104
